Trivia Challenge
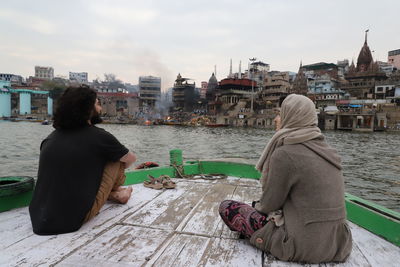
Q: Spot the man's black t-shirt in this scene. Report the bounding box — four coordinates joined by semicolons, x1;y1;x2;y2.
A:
29;125;129;235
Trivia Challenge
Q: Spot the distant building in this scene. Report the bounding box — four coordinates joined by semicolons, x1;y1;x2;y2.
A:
307;74;344;108
337;60;349;79
69;72;88;83
301;62;339;79
291;62;308;95
249;61;270;73
172;73;196;112
26;76;47;87
34;66;54;80
200;81;208;99
0;73;24;84
217;78;255;105
375;71;400;99
388;49;400;69
377;61;395;74
97;91;139;117
247;61;269;89
342;32;387;99
138;76;161;111
261;71;290;107
206;73;218;102
165;87;173;103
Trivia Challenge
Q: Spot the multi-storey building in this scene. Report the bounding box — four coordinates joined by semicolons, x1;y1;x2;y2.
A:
172;73;196;112
200;81;208;99
69;72;88;83
0;74;24;84
302;62;339;79
337;60;349;79
375;71;400;99
377;61;396;74
98;91;139;117
34;66;54;80
388;49;400;69
261;71;290;107
247;61;269;89
307;74;344;108
138;76;161;111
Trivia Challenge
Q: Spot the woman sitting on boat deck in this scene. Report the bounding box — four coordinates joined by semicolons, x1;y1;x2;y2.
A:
219;94;352;263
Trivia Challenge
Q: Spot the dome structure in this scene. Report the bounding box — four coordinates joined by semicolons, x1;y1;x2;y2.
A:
207;73;218;91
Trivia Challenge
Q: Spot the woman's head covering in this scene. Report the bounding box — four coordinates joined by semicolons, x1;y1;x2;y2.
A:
280;94;317;129
256;94;323;186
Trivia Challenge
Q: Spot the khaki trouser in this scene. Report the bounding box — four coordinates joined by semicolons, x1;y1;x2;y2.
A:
84;161;126;222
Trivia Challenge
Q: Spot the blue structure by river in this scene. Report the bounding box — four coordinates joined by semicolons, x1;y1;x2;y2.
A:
0;121;399;212
0;80;53;117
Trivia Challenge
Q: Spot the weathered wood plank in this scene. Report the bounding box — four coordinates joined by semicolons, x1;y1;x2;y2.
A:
0;207;34;250
123;182;209;230
146;233;211;267
0;184;162;267
58;225;172;266
226;177;261;187
348;221;400;267
319;241;371;267
199;237;262;267
263;240;372;267
179;183;237;236
176;176;260;188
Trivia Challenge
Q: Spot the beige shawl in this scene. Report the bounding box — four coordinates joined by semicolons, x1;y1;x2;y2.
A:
256;94;323;187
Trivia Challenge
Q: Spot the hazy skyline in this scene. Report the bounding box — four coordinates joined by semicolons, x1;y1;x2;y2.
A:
1;0;399;90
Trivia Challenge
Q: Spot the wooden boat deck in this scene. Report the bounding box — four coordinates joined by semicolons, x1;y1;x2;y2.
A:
0;177;399;267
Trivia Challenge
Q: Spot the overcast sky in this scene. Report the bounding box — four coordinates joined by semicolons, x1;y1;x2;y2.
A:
0;0;399;90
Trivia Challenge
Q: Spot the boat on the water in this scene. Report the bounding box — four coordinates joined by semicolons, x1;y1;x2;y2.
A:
0;150;399;266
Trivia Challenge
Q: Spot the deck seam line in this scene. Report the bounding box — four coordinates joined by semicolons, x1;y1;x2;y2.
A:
115;221;247;241
175;179;260;188
174;186;214;232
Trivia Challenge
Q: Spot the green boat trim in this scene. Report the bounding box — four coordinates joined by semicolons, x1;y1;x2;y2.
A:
1;154;399;248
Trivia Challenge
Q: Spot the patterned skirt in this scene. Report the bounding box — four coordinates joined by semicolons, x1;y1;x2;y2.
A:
219;200;268;238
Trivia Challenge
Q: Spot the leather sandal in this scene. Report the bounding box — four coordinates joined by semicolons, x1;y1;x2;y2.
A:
159;175;176;189
143;175;163;190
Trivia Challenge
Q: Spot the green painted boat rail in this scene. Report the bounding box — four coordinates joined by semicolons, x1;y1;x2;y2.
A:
345;193;400;247
1;149;399;247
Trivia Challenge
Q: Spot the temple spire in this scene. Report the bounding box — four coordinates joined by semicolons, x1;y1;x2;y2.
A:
365;29;369;44
229;58;233;78
238;60;242;79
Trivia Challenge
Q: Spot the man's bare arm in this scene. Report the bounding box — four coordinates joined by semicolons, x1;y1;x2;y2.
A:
120;152;137;168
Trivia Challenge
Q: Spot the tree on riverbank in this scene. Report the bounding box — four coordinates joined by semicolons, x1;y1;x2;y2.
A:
41;80;67;101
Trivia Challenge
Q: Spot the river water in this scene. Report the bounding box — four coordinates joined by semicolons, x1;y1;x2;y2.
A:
1;121;399;212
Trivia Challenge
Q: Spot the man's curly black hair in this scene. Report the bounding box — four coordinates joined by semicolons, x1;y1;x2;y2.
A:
53;85;97;130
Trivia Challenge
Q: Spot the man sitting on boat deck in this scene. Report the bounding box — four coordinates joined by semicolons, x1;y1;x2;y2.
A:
219;94;352;263
29;85;136;235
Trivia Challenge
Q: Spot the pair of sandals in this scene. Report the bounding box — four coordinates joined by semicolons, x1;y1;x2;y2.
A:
143;175;176;190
